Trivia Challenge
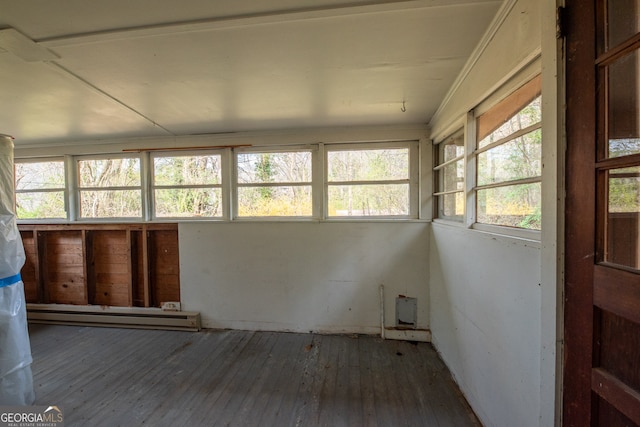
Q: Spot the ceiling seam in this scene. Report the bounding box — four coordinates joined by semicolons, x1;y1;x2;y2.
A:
46;61;175;136
38;0;501;48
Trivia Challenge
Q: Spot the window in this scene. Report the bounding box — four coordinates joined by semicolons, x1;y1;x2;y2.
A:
326;142;417;218
152;152;223;218
16;138;423;222
15;159;66;219
77;156;142;219
475;76;542;230
235;148;313;217
434;130;465;221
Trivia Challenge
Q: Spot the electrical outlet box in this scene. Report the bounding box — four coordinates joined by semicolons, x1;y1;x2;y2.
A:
161;301;181;311
396;297;417;329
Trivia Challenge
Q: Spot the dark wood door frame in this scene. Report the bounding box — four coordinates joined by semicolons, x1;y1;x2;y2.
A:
564;1;640;425
564;0;597;425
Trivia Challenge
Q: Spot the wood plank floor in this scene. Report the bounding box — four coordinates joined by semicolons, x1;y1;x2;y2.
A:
28;324;480;427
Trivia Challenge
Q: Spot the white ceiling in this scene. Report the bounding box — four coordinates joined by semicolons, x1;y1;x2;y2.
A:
0;0;501;146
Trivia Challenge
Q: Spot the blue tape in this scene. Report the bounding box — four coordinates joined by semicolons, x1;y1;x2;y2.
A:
0;273;21;288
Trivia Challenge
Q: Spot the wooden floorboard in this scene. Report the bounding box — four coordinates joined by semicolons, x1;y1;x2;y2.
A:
28;324;480;427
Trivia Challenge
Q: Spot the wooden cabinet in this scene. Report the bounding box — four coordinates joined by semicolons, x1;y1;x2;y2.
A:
19;224;180;308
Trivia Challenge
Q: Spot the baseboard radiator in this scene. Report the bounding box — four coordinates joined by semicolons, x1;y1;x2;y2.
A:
27;304;201;332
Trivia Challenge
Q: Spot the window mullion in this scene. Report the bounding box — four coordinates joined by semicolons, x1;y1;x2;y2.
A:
16;188;65;194
433;154;465;171
141;151;151;221
222;147;232;221
78;185;142;192
236;182;311;188
465;111;477;228
328;179;410;186
66;155;78;222
323;144;329;219
475;122;542;155
231;148;238;220
410;140;420;219
434;189;465;197
474;176;542;191
314;143;324;220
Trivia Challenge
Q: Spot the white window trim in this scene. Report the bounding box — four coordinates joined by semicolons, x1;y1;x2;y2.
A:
149;149;226;221
465;111;477;229
433;128;465;223
16;138;424;224
469;79;542;237
14;156;69;223
431;105;543;240
233;145;316;220
324;140;419;220
472;222;541;240
75;153;144;221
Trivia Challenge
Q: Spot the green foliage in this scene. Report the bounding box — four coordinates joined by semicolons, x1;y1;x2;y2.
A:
327;149;409;216
74;158;143;218
519;206;542;229
608;169;640;213
476;95;542;229
16;192;66;219
255;154;274;199
238;186;311;216
15;161;67;219
16;147;413;219
477;183;541;230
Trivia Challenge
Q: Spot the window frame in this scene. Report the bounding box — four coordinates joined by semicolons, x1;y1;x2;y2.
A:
472;75;543;235
15;138;424;224
324;141;419;219
433;129;465;222
14;157;68;221
233;145;316;220
75;153;144;221
150;149;227;221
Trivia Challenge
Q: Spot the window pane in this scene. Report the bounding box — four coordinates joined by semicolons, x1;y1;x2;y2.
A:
478;96;542;149
237;152;311;184
477;129;542;186
439;192;464;220
80;190;142;218
15;161;65;190
16;192;66;219
327;149;409;182
440;134;464;162
607;49;640;158
328;184;409;216
155;188;222;217
606;166;640;269
441;160;464;192
609;167;640;213
238;186;312;216
78;158;141;187
607;0;640;49
154;155;221;186
477;183;541;229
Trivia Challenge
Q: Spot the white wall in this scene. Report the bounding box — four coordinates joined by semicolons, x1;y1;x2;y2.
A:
426;0;552;425
430;223;541;426
180;222;429;335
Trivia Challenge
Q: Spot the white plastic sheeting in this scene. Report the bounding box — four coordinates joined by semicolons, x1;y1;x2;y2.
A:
0;134;35;405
